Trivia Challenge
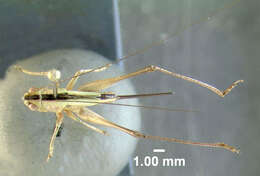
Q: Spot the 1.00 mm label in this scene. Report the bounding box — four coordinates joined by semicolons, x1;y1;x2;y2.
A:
133;156;185;167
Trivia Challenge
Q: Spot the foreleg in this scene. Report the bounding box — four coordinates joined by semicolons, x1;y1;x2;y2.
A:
15;65;61;83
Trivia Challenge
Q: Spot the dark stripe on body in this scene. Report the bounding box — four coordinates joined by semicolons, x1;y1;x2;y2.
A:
24;93;115;101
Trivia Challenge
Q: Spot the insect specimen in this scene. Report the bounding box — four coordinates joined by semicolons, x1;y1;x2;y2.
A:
14;0;243;162
15;63;243;162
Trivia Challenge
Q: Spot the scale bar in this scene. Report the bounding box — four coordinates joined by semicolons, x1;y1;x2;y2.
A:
153;149;166;153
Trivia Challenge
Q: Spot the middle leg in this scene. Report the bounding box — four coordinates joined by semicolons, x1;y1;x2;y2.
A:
46;111;64;162
66;63;112;90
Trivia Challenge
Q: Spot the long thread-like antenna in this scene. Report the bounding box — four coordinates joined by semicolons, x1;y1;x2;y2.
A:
57;0;241;84
114;0;241;64
61;99;199;112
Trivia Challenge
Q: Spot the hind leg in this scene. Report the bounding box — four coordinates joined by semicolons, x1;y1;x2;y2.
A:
64;108;107;135
78;65;243;97
68;107;239;153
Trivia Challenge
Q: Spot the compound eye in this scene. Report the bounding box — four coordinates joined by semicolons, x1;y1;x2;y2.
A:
28;103;38;111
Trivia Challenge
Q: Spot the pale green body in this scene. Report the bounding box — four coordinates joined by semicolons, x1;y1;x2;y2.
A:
23;88;117;113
